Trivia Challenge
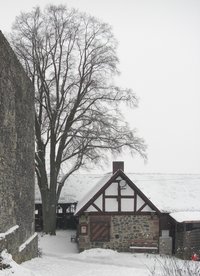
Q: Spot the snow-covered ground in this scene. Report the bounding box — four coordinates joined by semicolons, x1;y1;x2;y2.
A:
0;230;199;276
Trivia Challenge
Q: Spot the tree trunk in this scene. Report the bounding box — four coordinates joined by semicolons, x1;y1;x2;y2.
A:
41;188;57;235
42;203;57;235
35;126;58;234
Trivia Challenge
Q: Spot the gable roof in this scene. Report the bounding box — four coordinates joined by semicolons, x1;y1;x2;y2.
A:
74;172;200;217
127;173;200;213
73;173;112;215
35;172;200;218
74;170;161;216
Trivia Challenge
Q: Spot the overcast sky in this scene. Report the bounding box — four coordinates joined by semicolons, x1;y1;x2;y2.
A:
1;0;200;173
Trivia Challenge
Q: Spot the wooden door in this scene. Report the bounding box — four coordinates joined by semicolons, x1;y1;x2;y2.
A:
90;216;110;242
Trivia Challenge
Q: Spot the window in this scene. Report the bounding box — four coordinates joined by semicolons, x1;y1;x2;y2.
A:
66;204;76;213
57;205;63;214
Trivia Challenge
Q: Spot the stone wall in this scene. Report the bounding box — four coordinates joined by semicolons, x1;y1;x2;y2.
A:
0;31;37;263
78;214;159;252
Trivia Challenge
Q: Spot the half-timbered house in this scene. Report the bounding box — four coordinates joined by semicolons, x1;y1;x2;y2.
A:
74;162;200;259
34;161;200;259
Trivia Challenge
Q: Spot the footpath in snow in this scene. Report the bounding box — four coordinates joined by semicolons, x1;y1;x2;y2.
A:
0;230;199;276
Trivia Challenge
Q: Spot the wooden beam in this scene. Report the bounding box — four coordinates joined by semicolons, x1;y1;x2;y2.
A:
118;183;121;212
137;202;147;213
103;191;105;212
91;203;103;213
134;191;137;213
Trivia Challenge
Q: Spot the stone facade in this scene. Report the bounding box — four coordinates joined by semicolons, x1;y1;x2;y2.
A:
0;31;37;263
78;214;159;252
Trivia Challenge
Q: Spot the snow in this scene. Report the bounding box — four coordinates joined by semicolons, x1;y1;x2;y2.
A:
73;173;200;216
0;250;35;276
0;230;157;276
19;233;38;252
170;211;200;223
37;230;78;256
35;174;106;204
128;173;200;213
75;173;112;215
0;225;19;240
35;172;200;217
0;230;199;276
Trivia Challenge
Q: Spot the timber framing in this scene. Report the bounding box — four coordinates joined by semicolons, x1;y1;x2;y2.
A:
75;170;161;216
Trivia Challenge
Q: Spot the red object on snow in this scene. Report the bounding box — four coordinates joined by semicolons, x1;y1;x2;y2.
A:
191;253;199;261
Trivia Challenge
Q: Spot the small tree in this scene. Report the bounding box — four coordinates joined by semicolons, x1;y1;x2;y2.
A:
11;5;146;234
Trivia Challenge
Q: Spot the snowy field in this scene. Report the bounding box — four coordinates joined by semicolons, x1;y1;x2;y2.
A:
0;230;199;276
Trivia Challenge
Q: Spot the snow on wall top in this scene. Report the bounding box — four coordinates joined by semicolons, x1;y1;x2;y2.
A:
0;225;19;240
35;172;200;215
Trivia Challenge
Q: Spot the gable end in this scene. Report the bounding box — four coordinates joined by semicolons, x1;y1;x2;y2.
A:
75;170;161;216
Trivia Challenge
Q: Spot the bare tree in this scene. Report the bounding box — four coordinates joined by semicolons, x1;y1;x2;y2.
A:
11;5;146;234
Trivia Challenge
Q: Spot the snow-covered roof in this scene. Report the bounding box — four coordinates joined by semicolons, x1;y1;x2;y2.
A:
35;174;106;204
127;173;200;213
170;211;200;223
35;172;200;218
74;173;112;215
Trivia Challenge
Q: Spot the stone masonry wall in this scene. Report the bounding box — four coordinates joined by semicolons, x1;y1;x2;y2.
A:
0;31;37;262
78;214;159;252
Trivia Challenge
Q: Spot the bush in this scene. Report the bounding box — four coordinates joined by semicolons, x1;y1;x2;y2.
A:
148;255;200;276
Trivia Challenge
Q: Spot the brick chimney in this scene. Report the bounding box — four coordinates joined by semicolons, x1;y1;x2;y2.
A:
112;161;124;174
